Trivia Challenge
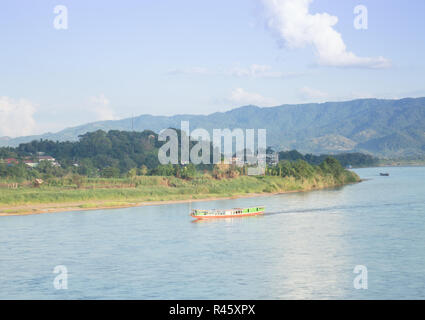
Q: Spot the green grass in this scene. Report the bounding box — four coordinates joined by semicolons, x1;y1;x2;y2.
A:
0;171;360;207
78;202;132;209
0;208;36;214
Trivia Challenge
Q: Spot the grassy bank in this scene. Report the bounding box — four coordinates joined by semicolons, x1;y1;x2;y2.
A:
0;169;360;214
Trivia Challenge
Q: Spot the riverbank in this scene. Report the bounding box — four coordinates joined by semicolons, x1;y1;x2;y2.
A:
377;159;425;167
0;171;360;216
0;192;290;216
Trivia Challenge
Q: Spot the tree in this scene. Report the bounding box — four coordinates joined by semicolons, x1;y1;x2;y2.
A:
77;159;97;177
180;164;197;180
320;157;344;176
138;165;148;176
127;168;138;179
278;150;305;162
101;167;120;178
71;174;84;188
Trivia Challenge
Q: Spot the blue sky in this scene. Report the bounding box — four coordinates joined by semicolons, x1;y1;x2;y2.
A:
0;0;424;136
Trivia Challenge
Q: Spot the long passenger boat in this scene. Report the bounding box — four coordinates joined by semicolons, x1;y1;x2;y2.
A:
191;206;265;219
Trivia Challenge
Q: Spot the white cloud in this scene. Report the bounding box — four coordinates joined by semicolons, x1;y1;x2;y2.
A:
89;94;116;121
228;64;302;78
262;0;391;68
299;86;328;101
0;96;36;137
229;88;277;106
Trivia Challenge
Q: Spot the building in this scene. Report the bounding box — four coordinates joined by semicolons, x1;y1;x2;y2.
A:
38;155;55;162
37;155;60;167
1;158;19;166
23;160;39;168
1;155;61;168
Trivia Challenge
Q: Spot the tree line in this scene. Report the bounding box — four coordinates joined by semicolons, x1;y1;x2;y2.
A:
276;149;379;167
0;129;367;181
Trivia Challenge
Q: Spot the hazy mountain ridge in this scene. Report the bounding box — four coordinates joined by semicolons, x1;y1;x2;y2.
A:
2;97;425;158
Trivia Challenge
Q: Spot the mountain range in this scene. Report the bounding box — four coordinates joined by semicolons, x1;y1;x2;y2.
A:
1;97;425;158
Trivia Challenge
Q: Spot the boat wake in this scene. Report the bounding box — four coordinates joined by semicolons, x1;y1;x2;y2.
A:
263;201;419;216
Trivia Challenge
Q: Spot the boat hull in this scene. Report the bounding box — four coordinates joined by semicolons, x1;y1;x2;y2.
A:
191;212;264;219
191;207;265;219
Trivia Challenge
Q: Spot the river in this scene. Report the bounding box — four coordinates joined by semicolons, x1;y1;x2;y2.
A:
1;167;424;299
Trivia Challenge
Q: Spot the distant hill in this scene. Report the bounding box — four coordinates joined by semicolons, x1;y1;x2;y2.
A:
2;97;425;158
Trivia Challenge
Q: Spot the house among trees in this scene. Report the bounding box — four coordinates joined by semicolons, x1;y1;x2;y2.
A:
37;155;60;167
38;155;55;161
0;155;60;168
1;158;19;166
23;160;39;168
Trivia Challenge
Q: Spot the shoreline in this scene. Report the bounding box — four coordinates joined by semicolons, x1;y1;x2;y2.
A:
0;182;360;217
0;192;289;216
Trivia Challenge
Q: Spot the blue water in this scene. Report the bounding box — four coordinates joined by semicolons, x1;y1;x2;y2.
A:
1;167;424;299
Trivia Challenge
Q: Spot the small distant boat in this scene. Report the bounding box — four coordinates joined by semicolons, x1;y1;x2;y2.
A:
380;173;390;176
191;206;265;219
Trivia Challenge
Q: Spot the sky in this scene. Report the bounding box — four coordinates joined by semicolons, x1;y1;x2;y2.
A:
0;0;425;137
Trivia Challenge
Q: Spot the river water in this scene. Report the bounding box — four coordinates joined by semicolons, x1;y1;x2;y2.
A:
1;167;424;299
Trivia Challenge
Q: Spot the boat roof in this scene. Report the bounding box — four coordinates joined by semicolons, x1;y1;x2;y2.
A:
194;206;264;210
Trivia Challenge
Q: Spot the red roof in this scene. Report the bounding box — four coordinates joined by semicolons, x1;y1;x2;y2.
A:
4;158;19;164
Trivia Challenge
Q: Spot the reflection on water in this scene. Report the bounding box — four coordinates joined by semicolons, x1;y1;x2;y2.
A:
1;167;425;299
